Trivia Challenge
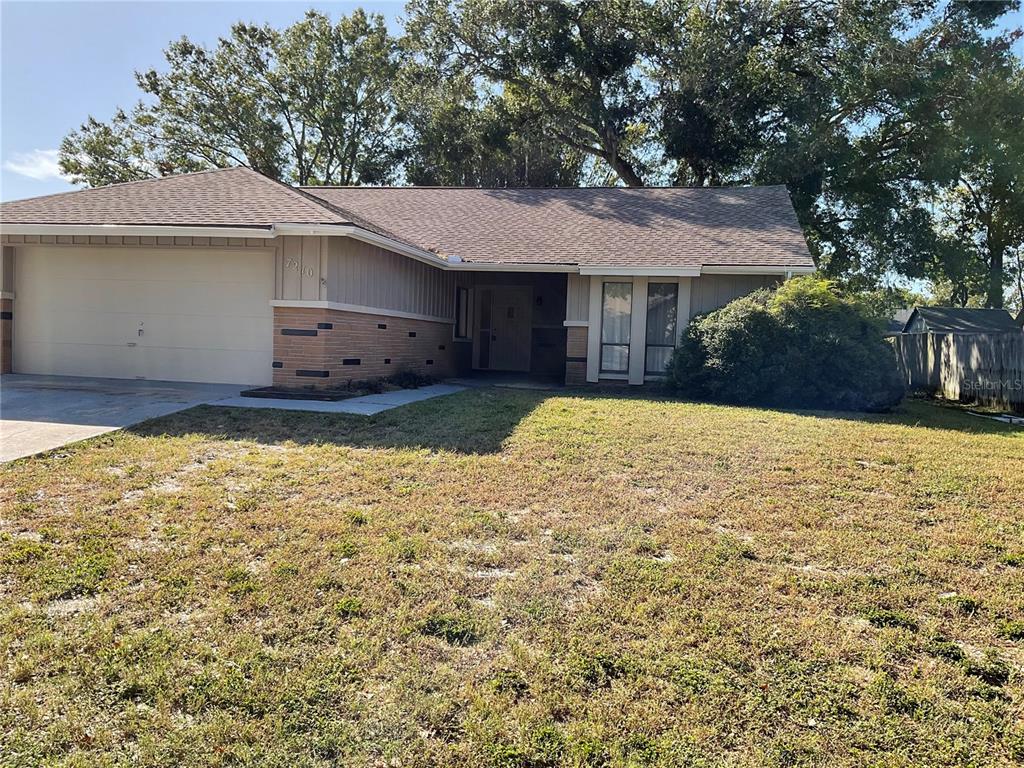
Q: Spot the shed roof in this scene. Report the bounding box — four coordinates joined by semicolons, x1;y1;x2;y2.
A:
902;306;1021;334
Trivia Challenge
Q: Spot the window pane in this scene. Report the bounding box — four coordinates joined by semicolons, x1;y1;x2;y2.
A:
646;283;678;345
601;282;632;344
601;344;629;372
645;346;673;374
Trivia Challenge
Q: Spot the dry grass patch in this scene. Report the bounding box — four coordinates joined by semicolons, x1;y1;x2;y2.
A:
1;390;1023;767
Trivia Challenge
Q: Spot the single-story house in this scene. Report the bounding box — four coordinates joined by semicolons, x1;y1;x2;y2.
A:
0;167;814;388
901;306;1021;335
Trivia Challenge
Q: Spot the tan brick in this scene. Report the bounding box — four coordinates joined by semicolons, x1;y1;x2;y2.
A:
272;307;457;389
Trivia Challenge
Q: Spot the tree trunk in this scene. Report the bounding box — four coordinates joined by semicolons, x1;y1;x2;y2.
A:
608;153;644;187
987;245;1004;309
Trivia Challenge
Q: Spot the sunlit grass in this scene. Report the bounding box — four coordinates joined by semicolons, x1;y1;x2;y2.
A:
1;390;1022;766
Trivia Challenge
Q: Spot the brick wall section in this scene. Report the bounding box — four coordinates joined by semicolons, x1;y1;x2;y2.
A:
0;298;11;374
565;325;588;385
273;306;457;388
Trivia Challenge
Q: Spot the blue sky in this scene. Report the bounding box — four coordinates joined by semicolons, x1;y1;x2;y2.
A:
0;1;403;201
1;1;1022;202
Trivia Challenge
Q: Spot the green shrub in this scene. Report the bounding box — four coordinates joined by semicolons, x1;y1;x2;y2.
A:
667;277;904;412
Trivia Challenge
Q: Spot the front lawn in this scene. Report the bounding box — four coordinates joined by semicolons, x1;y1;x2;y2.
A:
2;391;1022;767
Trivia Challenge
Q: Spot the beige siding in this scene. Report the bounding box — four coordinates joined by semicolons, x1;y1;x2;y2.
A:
328;236;455;320
276;235;327;301
1;246;13;294
689;274;780;318
565;273;589;323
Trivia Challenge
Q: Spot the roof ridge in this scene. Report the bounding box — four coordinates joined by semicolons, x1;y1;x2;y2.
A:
298;184;790;191
242;170;353;224
298;187;436;250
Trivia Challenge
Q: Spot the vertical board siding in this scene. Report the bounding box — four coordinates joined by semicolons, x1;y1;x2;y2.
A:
275;235;327;301
566;273;590;323
893;332;1024;413
329;237;455;320
1;246;13;293
689;274;779;318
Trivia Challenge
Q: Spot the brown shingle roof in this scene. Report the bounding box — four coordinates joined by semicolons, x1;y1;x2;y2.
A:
304;185;813;268
1;167;814;270
0;167;347;228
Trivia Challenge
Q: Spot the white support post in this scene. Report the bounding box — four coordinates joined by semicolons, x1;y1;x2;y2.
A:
676;277;692;344
628;276;648;385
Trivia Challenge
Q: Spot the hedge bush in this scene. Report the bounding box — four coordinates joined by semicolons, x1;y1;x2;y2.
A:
667;277;904;412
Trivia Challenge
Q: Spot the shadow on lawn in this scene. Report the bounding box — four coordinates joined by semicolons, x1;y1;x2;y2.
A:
128;388;551;455
128;388;1020;457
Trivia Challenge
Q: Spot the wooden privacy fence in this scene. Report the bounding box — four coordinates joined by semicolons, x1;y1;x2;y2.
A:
892;332;1024;413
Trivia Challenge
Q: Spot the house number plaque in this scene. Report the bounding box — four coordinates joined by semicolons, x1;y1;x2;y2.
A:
284;257;314;277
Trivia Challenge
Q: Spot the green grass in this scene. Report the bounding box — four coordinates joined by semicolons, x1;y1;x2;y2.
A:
1;390;1023;767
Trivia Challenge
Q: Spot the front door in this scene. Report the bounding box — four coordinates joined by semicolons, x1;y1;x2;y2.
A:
474;286;532;372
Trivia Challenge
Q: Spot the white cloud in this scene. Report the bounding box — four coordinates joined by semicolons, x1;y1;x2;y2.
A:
3;149;67;181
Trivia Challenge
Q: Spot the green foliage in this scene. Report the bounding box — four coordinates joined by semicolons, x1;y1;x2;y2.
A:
333;596;365;619
668;277;905;412
61;10;402;186
405;0;658;186
997;620;1024;640
224;566;258;596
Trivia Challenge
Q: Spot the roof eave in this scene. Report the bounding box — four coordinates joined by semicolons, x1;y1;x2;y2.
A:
1;222;818;277
0;223;276;239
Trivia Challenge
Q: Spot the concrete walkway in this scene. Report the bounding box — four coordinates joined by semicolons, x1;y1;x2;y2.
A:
213;383;466;416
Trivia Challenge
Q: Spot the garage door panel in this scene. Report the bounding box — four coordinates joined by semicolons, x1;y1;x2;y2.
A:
35;278;271;318
14;341;140;380
137;347;270;383
14;246;274;385
16;309;270;350
35;247;269;283
15;309;134;346
140;314;271;351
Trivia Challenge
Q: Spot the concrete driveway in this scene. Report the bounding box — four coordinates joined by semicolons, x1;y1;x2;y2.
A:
0;375;241;462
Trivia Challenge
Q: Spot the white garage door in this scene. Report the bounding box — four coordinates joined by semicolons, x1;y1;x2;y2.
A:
13;246;274;385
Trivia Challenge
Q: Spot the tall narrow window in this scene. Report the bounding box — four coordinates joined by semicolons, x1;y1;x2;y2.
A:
454;286;470;339
600;282;632;373
645;282;678;374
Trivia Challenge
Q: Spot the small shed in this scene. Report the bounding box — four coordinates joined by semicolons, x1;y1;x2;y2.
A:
901;307;1021;335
